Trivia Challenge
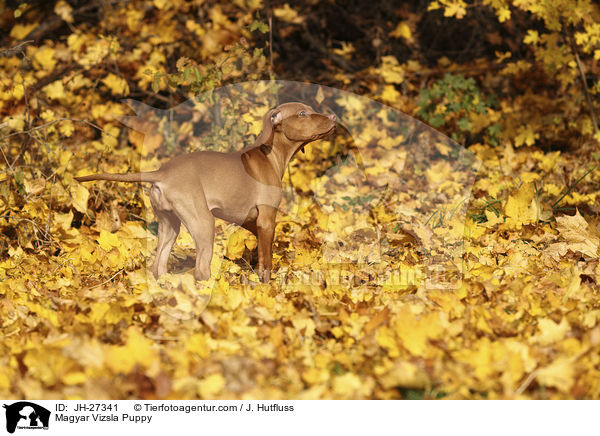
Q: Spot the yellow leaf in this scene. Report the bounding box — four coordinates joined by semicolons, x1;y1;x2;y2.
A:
380;84;401;103
524;30;539;45
53;211;73;231
23;348;66;385
63;372;86;385
332;373;362;397
535;318;570;346
54;0;74;23
332;42;355;58
426;160;452;184
365;163;386;176
504;182;537;229
335;93;365;112
198;373;225;398
70;183;89;214
395;308;445;357
25;302;60;327
89;302;109;323
121;222;153;239
7;114;25;131
273;4;304;24
126;8;144;32
376;56;405;84
102;73;130;95
23;178;46;195
536;357;576;393
186;333;209;358
78;39;111;69
554;209;599;258
376;327;400;357
302;367;329;385
67;32;87;52
456;337;494;380
514;125;539;147
315;86;325;105
497;7;511;22
434;141;452;156
0;367;11;390
293;248;316;265
9;23;36;39
34;46;57;71
233;0;263;10
428;1;441;11
331;326;344;338
536;151;560;172
97;229;120;251
226;229;248;259
222;287;244;310
483;209;503;227
390;22;412;41
153;0;169;9
59;120;74;137
378;361;428;390
106;328;157;373
245;237;257;251
44;81;65;100
292;316;315;338
101;124;119;149
186;24;208;46
443;1;467;19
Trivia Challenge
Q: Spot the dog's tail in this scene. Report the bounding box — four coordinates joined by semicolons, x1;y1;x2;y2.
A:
75;171;162;183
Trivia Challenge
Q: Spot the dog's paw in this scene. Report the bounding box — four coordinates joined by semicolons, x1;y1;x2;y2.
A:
258;268;271;283
194;269;210;281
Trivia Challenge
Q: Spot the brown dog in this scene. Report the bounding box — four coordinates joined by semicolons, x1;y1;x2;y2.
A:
76;102;336;282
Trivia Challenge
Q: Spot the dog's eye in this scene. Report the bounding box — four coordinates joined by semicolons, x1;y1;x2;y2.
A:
298;110;307;117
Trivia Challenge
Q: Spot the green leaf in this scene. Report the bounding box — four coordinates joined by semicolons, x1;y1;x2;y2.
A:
249;20;269;33
457;117;472;131
151;75;160;93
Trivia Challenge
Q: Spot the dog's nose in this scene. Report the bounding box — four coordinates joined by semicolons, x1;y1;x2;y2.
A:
328;113;337;122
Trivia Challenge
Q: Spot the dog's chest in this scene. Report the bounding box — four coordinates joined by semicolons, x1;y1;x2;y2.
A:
206;182;281;225
210;203;257;224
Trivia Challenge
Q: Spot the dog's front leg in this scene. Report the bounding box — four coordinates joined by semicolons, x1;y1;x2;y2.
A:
256;205;277;283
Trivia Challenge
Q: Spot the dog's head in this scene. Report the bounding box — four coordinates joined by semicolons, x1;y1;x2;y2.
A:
257;102;336;153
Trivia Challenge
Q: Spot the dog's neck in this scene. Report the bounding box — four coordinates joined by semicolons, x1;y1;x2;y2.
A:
262;134;303;180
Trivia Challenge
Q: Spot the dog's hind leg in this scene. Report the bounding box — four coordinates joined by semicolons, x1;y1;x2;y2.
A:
151;210;180;277
169;192;215;281
149;185;181;278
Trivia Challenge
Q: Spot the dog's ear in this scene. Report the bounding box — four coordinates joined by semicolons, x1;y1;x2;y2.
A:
255;108;282;149
270;110;282;127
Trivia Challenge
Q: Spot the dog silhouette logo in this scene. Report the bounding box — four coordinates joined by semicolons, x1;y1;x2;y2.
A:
3;402;50;433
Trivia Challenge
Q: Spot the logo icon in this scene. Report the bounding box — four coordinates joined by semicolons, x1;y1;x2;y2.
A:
3;402;50;434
